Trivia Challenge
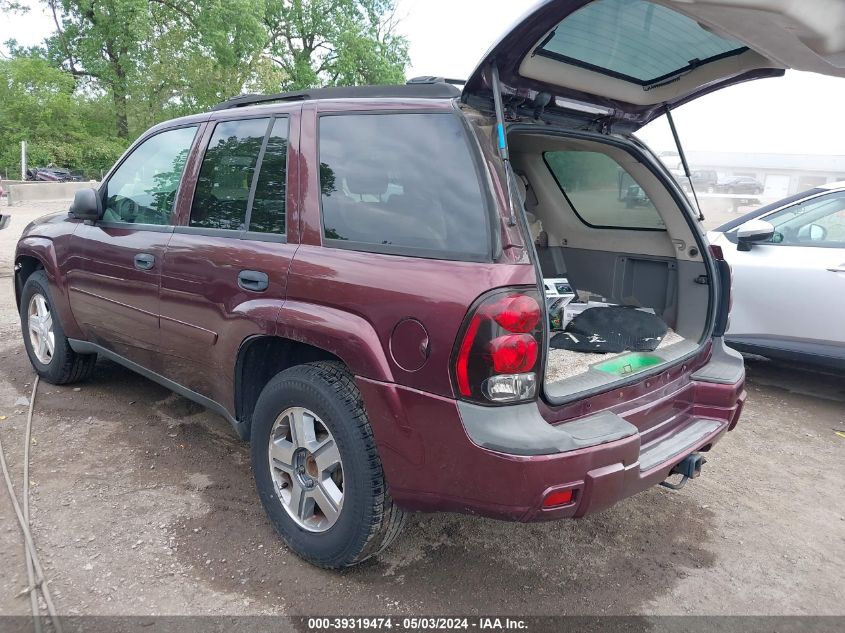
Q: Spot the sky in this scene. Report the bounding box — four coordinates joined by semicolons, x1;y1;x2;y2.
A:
3;0;845;156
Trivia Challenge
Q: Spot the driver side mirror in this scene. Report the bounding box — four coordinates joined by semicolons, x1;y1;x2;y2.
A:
736;219;775;251
69;188;103;222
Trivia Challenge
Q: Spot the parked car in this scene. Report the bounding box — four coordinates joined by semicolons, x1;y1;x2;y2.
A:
624;184;651;208
25;166;84;182
680;170;719;194
708;181;845;369
716;176;764;195
17;0;844;568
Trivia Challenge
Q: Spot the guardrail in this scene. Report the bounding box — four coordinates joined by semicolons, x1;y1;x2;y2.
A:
5;181;99;206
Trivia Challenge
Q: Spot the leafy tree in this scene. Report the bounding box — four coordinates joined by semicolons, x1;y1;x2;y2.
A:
0;55;125;178
264;0;409;89
33;0;269;138
0;0;410;176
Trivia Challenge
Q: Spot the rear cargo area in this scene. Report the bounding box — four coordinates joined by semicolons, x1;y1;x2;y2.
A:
508;130;709;401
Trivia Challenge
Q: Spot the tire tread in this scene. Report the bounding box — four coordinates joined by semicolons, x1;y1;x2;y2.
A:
252;360;406;568
300;361;406;566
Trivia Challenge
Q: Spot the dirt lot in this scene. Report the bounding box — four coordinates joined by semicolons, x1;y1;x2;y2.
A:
1;201;843;617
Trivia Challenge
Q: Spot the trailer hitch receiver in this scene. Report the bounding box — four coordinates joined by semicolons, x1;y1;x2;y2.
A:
660;453;706;490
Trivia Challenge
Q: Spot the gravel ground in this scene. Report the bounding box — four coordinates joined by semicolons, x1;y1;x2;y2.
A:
0;201;843;617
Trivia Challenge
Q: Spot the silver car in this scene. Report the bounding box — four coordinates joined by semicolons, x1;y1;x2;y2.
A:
707;181;845;370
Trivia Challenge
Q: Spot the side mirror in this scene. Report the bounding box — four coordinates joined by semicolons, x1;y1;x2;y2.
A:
798;223;827;243
736;219;774;251
69;188;102;222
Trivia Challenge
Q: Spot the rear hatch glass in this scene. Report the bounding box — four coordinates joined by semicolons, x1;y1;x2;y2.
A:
534;0;747;86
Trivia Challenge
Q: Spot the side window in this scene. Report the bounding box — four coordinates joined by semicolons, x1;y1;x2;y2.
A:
544;150;665;230
764;191;845;246
103;126;197;225
249;118;288;234
318;113;490;258
190;118;270;230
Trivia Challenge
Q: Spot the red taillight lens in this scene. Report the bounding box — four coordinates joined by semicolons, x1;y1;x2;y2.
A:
456;314;483;397
453;288;544;403
487;334;538;373
493;295;541;333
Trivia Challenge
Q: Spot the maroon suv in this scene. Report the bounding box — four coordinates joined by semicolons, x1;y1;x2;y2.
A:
18;0;841;569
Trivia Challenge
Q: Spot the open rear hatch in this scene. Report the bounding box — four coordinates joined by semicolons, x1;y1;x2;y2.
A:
460;0;845;405
462;0;845;128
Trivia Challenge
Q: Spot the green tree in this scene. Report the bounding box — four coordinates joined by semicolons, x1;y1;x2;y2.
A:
36;0;268;138
0;55;126;178
0;0;410;176
264;0;409;90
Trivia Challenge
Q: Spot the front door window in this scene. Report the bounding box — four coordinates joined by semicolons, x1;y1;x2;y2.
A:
103;126;198;225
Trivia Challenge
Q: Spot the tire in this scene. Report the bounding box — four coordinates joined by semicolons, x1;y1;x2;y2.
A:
251;361;406;568
19;270;97;384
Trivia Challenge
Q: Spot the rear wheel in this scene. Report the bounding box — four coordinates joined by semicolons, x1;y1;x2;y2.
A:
251;361;406;568
20;270;96;384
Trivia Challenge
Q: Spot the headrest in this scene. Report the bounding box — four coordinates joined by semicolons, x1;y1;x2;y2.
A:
345;172;389;196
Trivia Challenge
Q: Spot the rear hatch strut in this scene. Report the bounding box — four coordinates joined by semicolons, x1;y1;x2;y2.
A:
664;105;704;222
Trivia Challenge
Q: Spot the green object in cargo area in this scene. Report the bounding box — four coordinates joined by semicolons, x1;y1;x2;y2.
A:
594;353;663;376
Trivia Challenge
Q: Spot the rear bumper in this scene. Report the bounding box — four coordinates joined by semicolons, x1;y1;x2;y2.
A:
359;339;746;521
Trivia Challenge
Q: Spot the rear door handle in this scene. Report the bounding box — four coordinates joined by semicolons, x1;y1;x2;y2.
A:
238;270;269;292
827;267;845;273
134;253;155;271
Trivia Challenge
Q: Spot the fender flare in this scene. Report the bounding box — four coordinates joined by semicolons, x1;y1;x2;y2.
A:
275;300;394;383
15;236;82;338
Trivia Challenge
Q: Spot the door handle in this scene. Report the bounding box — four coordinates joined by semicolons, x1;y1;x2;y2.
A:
134;253;155;271
827;267;845;273
238;270;269;292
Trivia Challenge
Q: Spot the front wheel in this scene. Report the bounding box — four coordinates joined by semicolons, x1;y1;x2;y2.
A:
20;270;96;384
251;361;406;568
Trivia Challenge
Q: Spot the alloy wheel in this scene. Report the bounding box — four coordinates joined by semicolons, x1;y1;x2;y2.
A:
268;407;344;532
28;293;55;365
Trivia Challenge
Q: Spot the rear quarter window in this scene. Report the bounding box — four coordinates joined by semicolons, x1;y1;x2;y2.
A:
544;150;666;230
318;112;491;260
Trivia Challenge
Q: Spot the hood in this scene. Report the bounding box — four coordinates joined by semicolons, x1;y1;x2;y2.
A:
463;0;845;128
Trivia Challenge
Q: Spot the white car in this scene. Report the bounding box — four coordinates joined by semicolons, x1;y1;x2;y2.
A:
707;181;845;370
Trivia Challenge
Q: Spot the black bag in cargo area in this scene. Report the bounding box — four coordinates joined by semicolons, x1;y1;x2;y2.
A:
550;306;668;354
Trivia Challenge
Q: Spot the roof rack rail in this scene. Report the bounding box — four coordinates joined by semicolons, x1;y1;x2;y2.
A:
211;82;461;111
406;76;466;86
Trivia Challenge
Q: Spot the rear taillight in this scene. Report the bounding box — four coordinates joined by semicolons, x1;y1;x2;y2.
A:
453;288;544;404
710;245;732;336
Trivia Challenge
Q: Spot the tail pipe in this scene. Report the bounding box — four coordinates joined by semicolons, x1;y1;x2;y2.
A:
660;453;707;491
